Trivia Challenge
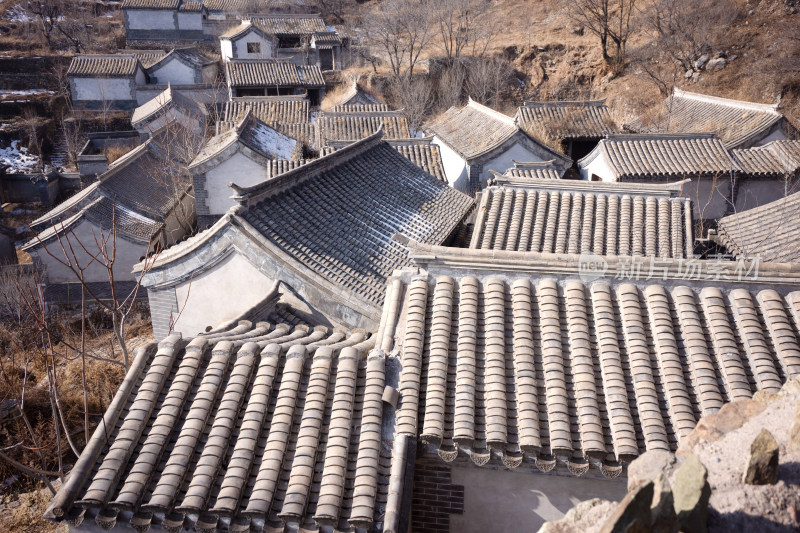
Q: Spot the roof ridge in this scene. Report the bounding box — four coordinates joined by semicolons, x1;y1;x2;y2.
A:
673;88;781;114
466;97;517;127
522;99;607;107
231;128;386;205
605;132;720;141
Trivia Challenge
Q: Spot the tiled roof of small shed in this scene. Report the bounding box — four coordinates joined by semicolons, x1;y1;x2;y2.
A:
732;140;800;176
222;97;311;126
251;14;329;35
235;132;473;305
516;100;617;140
225;60;325;88
493;161;566;181
583;133;737;179
121;0;179;9
629;89;786;149
383;263;800;475
316;109;410;143
470;179;693;257
715;190;800;263
68;55;140;77
45;318;392;532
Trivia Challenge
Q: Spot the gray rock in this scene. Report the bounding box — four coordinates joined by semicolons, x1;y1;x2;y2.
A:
651;473;679;533
673;454;711;533
706;58;727;71
790;403;800;453
743;428;779;485
694;54;710;69
599;480;654;533
569;25;584;35
627;450;677;492
685;69;694;79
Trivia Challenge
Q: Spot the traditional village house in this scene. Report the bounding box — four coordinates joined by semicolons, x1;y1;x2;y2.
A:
470;177;693;257
137;130;472;339
425;98;571;193
120;0;200;43
190;110;300;227
628;88;799;149
578;133;739;221
224;59;326;104
251;14;345;69
516;100;618;160
68;55;147;111
221;95;315;151
143;47;218;85
76;132;143;180
45;231;800;531
131;85;210;136
220;20;279;62
23;136;195;300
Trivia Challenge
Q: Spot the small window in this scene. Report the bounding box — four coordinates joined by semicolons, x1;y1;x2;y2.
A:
246;42;261;54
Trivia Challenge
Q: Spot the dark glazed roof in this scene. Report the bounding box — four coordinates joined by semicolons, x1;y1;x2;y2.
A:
471;179;693;257
45;318;391;532
235;133;473;305
516;100;618;140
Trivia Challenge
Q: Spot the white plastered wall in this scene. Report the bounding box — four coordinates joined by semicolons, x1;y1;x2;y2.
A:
72;78;133;102
176;12;202;30
173;253;275;336
126;10;176;30
579;152;617;181
480;141;552;186
233;32;275;60
204;151;269;215
149;58;197;85
433;138;469;191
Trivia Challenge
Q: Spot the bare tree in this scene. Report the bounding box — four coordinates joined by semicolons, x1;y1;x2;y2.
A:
567;0;637;67
388;74;435;134
25;0;88;52
436;61;466;110
465;56;516;108
433;0;500;62
365;0;434;78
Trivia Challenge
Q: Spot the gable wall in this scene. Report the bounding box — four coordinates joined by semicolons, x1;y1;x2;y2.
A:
200;151;270;216
579;152;617;182
148;57;198;85
433;137;469;192
231;32;275;61
477;140;552;187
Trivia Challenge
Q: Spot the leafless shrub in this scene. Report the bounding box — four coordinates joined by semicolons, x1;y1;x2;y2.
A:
465;56;516;108
567;0;637;68
387;74;435;134
433;0;500;62
364;0;435;77
436;61;466;110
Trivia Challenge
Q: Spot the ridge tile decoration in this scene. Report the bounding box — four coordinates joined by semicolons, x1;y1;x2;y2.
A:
470;181;693;258
627;88;796;150
45;318;392;532
388;271;800;476
239;140;473;305
715;189;800;263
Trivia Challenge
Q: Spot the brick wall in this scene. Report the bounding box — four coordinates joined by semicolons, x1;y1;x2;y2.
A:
411;457;465;533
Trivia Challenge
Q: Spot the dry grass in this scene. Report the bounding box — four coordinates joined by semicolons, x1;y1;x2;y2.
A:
104;145;133;163
0;488;67;533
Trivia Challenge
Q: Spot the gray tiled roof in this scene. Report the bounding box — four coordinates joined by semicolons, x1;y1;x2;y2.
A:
236;133;474;305
493;160;566;181
121;49;167;68
202;0;249;12
387;138;446;182
252;14;329;36
330;103;389;113
225;60;325;88
222;96;310;125
131;86;208;128
316;109;410;144
715;190;800;263
629;89;786;149
219;20;274;40
45;318;390;531
121;0;179;9
386;268;800;473
516;100;617;140
732;140;800;176
426;99;520;160
471;179;693;257
582;133;737;179
67;55;140;77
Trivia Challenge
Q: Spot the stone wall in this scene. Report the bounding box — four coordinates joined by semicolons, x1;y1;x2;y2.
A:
411;457;465;533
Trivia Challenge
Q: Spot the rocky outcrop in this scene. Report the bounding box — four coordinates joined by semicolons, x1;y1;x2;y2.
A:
536;377;800;533
743;429;780;485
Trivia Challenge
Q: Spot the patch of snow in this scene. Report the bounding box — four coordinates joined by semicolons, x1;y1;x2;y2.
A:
251;123;297;160
0;89;55;102
0;140;40;173
5;4;32;22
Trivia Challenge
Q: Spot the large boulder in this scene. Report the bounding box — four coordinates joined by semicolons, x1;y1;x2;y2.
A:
678;399;766;454
673;454;711;533
627;450;678;492
742;428;779;485
790;402;800;453
598;481;654;533
650;473;679;533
